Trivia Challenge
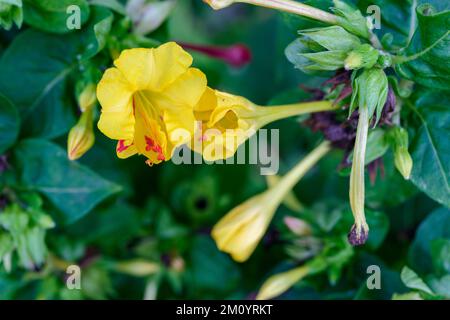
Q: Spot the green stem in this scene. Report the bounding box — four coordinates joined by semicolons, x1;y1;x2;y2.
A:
392;31;449;64
272;141;331;200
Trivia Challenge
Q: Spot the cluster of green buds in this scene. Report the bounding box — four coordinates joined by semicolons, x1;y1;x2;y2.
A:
0;193;54;271
0;0;22;30
286;26;382;74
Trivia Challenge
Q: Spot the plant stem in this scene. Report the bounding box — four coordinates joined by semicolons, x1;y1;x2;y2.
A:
273;141;331;200
392;31;449;64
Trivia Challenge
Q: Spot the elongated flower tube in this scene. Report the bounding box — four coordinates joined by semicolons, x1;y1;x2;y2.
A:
348;106;369;245
192;87;336;161
211;141;331;262
96;42;207;165
203;0;337;25
256;265;309;300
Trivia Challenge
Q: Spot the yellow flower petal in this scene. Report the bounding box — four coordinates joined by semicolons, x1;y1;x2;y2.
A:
159;68;207;109
114;48;155;90
151;42;193;90
133;101;168;164
96;68;133;111
97;101;135;141
116;140;138;159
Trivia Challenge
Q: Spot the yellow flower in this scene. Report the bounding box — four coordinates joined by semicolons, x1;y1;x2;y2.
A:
96;42;207;165
211;142;331;262
192;87;336;161
256;265;309;300
67;108;95;161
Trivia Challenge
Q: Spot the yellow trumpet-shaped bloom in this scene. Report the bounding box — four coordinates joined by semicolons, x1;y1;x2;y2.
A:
96;42;207;165
192;87;336;161
211;141;331;262
256;265;309;300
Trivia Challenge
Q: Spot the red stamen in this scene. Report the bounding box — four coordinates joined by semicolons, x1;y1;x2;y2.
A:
145;136;165;161
117;140;132;153
179;42;252;68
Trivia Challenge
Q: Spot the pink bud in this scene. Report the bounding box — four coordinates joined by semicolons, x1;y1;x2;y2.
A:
283;216;312;236
179;42;252;68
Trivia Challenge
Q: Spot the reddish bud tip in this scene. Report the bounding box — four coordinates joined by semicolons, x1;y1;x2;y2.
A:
179;42;252;68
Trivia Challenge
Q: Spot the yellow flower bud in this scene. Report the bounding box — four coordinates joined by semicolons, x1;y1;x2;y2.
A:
390;127;413;180
67;109;95;161
211;142;330;262
114;259;160;277
394;147;413;180
78;83;97;112
256;265;309;300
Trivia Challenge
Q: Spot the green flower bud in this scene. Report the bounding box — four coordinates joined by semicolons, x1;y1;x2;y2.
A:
345;44;379;70
350;68;388;124
0;0;23;30
299;26;361;52
332;0;370;39
287;26;361;74
389;127;413;180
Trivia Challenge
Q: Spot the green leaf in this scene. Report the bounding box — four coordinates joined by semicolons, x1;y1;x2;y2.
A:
0;30;77;137
332;0;370;39
0;0;23;30
0;93;19;153
407;92;450;207
189;235;240;297
427;274;450;298
0;8;113;138
81;6;113;60
431;239;450;275
13;139;121;224
356;0;411;47
409;207;450;274
400;266;434;295
365;210;389;250
365;129;389;164
396;4;450;91
23;0;90;33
